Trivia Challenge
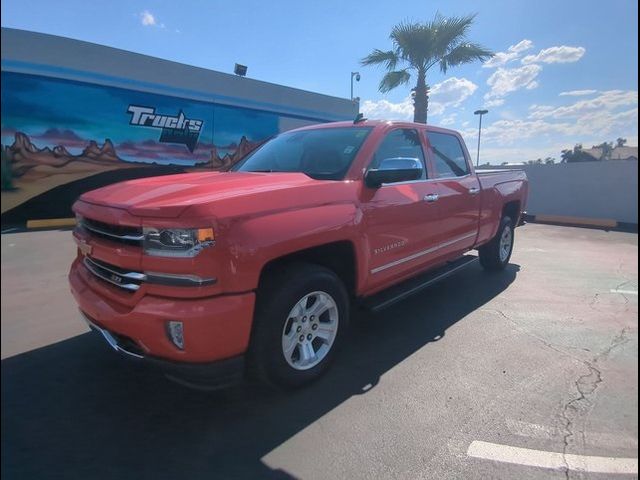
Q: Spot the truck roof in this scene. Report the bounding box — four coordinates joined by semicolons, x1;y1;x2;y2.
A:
292;120;461;136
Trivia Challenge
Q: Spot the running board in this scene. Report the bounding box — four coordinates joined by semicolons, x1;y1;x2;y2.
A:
362;255;479;313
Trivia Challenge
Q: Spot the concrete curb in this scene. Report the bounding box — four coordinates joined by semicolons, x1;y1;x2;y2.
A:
523;213;637;232
25;218;76;229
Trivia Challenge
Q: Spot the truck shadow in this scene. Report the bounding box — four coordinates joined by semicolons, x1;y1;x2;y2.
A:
2;263;519;479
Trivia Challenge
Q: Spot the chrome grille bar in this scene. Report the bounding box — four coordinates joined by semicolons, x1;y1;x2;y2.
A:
81;221;144;242
82;256;216;290
85;256;147;281
83;256;142;291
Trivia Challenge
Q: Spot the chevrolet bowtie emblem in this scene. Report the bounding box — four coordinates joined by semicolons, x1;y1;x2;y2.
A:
76;238;92;256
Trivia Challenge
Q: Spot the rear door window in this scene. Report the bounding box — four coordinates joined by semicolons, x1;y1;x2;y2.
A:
426;132;470;178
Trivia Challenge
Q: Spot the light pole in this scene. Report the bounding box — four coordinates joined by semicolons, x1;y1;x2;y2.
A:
350;72;360;100
474;109;488;167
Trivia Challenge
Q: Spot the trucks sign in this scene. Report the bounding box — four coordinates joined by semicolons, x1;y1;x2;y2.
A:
127;105;204;153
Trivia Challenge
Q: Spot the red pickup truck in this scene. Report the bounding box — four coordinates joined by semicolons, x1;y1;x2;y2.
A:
69;120;528;388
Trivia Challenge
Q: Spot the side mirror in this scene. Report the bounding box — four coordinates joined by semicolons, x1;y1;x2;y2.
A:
365;158;423;188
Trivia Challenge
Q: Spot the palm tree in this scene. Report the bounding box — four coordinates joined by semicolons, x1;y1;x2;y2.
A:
361;13;493;123
594;141;613;161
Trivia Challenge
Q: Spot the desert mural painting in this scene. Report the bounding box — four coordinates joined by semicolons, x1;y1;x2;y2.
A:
0;71;315;226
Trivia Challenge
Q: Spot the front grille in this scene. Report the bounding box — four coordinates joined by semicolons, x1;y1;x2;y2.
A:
80;217;143;245
83;256;146;292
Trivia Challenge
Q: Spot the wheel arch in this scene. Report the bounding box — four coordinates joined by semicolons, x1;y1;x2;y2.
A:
258;241;359;298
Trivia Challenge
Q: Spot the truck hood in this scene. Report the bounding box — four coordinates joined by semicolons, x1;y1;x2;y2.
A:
80;171;319;218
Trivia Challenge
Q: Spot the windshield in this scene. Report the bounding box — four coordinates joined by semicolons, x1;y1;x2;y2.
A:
232;127;373;180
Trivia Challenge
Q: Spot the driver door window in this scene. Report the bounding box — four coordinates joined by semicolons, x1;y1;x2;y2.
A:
371;129;427;180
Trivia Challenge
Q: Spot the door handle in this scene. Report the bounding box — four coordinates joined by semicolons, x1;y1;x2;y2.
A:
468;187;480;195
424;193;439;203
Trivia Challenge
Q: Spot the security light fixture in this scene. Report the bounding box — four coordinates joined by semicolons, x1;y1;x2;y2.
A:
351;72;361;100
234;63;248;77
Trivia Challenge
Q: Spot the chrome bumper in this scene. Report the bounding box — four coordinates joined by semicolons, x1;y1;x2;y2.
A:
80;311;144;359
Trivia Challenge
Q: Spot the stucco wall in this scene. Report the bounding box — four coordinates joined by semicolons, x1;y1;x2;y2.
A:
1;28;357;121
478;162;638;224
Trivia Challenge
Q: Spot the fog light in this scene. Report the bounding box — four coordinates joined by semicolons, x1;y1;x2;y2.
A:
167;321;184;350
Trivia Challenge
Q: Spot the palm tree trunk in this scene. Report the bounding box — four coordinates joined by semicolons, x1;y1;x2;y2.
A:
413;70;428;124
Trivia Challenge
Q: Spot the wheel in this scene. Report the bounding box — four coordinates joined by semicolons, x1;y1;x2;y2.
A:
479;216;514;271
248;263;349;388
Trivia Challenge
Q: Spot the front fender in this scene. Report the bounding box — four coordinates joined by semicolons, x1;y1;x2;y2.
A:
219;203;365;292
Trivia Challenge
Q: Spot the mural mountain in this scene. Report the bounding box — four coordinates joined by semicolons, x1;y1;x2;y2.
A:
2;131;265;184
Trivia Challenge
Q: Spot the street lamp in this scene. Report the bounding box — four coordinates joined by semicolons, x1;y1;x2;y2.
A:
474;109;489;167
351;72;361;100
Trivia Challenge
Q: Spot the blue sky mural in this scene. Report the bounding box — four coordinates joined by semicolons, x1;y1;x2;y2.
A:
0;71;285;166
0;70;318;223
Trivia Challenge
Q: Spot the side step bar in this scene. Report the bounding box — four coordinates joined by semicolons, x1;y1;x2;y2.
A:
362;255;479;313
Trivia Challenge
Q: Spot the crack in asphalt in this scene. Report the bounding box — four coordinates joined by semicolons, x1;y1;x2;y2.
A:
487;307;633;479
486;308;585;364
558;327;630;480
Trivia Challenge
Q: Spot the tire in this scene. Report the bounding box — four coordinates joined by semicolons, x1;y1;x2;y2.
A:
479;216;515;271
248;262;349;388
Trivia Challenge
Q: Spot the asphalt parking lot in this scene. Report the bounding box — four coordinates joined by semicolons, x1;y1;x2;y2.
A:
1;223;638;479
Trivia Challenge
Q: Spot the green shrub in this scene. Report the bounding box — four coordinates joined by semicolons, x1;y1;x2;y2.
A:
1;146;15;191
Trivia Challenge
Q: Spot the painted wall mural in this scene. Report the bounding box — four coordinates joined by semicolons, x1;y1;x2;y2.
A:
0;71;317;226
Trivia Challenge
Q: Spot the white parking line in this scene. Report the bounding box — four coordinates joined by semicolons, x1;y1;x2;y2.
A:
611;289;638;296
505;419;639;450
467;440;638;475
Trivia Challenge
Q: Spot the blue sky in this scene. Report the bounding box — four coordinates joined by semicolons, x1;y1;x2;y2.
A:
2;0;638;163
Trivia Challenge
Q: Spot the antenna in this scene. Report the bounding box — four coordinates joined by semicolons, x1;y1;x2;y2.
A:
354;113;367;124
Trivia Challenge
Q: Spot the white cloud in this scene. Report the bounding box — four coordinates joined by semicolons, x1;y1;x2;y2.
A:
548;107;637;143
475;92;638;151
477;118;574;145
361;77;478;120
140;10;164;28
483;39;534;68
360;97;414;121
509;39;535;54
484;98;505;108
559;89;598;97
529;90;638;119
140;10;156;26
484;64;542;103
522;46;585;64
440;114;457;126
428;77;478;115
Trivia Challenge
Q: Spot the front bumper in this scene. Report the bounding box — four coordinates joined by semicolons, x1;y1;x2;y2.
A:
69;257;256;364
82;313;245;389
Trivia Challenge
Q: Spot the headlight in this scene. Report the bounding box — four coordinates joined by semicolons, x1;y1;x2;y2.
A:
143;227;215;257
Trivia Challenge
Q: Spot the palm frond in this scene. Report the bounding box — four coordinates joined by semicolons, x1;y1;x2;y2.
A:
390;21;428;65
361;49;400;70
379;69;411;93
431;13;478;59
440;42;494;73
